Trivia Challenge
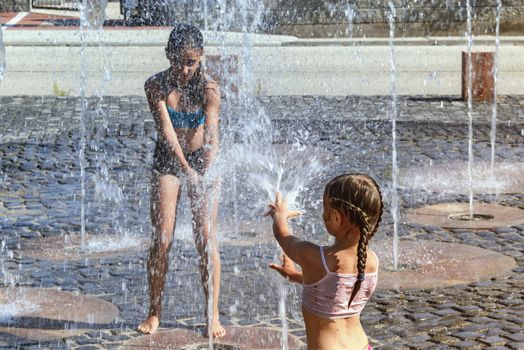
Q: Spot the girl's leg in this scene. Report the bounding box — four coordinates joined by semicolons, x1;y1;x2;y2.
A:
189;179;225;338
138;173;181;334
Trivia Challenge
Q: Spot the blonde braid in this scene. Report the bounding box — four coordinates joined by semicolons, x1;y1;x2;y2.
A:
330;198;371;228
325;174;383;309
367;176;384;240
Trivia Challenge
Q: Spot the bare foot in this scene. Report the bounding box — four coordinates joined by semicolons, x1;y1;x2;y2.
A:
137;316;159;334
207;319;226;338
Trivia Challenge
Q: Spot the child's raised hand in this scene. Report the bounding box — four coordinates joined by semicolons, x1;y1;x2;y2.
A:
265;192;302;219
269;253;303;284
266;192;287;218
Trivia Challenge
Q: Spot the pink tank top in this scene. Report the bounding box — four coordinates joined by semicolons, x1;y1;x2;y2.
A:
302;247;378;319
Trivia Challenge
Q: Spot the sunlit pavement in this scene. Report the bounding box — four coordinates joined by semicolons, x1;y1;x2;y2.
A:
0;95;523;349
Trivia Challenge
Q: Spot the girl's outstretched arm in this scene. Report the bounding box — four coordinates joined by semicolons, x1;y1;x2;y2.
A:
269;253;303;283
266;192;318;268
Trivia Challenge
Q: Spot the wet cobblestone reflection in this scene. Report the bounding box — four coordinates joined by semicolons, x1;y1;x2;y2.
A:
0;95;523;349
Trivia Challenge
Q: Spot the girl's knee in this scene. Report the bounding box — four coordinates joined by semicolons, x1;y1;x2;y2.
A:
151;231;174;253
195;240;208;256
159;241;173;254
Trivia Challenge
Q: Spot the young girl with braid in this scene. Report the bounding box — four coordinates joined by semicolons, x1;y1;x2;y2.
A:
266;173;383;350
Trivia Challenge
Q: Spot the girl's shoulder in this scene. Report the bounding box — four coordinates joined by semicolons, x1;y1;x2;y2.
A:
295;241;326;274
145;70;167;85
204;75;220;91
366;249;379;273
145;70;168;94
203;76;221;103
146;70;181;103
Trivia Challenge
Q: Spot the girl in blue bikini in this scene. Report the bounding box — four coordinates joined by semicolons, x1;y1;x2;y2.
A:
137;24;225;338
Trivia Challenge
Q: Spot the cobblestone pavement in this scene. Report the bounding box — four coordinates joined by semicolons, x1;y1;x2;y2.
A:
1;95;524;350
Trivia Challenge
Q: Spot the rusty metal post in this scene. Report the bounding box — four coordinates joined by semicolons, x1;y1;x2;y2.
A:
462;51;495;103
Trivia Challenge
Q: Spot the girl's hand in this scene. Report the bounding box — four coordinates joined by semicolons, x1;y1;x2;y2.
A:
269;253;303;284
265;192;301;219
185;167;200;187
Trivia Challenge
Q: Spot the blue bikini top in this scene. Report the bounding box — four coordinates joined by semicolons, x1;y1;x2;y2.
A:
167;105;205;129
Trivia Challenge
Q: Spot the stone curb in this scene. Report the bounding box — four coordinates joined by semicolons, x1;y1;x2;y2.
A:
2;30;524;47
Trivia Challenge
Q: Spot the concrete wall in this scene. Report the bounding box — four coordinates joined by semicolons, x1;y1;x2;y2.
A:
264;0;524;37
3;30;524;96
0;0;30;12
125;0;524;37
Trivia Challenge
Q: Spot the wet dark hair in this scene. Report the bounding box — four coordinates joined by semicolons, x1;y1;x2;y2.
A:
167;23;204;53
166;23;205;106
324;173;383;308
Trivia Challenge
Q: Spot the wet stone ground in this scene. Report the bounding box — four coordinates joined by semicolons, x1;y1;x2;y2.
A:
0;95;524;350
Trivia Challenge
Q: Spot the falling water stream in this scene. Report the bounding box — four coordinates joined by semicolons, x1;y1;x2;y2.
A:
203;0;208;32
466;0;475;218
235;2;291;347
0;28;5;81
345;4;356;38
490;0;502;182
278;281;289;350
387;1;400;270
78;0;112;251
217;2;330;347
0;17;6;286
206;182;220;350
79;0;89;250
200;1;299;347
